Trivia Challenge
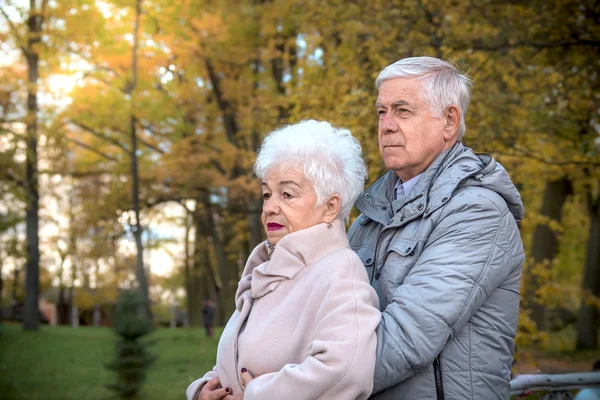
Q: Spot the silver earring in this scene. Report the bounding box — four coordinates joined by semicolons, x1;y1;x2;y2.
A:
327;222;332;229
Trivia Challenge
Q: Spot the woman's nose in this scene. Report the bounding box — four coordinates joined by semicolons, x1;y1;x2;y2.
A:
263;197;279;214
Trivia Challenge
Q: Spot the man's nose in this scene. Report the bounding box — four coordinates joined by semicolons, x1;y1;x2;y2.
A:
380;113;398;134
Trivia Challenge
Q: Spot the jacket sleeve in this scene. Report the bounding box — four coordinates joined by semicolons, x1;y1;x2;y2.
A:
373;192;523;393
243;255;381;400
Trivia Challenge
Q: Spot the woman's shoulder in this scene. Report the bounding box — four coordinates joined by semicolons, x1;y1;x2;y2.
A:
312;247;369;281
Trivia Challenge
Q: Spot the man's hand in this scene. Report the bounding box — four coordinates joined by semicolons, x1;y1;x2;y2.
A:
225;368;254;400
198;377;231;400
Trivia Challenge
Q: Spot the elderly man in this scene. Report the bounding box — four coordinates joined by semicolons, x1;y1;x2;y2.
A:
348;57;525;399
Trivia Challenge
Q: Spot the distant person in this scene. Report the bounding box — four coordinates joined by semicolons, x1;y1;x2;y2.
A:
202;299;215;338
348;57;525;399
186;120;380;400
574;360;600;400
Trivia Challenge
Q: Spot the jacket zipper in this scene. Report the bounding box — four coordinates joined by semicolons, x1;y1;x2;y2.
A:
369;230;385;284
433;356;445;400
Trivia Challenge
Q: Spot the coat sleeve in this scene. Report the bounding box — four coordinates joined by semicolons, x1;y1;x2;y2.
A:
373;191;523;393
243;254;381;400
186;367;218;400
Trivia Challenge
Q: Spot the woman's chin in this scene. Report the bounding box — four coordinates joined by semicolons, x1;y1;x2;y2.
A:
266;230;286;246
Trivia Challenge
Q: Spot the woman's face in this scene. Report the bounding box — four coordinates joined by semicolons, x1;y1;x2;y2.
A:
260;165;329;246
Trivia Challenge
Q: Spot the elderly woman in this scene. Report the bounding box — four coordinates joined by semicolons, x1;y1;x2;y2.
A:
186;120;380;400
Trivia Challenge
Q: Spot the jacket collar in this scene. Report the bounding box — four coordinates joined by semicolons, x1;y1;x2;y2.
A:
235;219;349;305
355;142;488;227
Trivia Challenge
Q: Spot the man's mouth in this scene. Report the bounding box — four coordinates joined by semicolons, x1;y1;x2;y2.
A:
267;223;284;231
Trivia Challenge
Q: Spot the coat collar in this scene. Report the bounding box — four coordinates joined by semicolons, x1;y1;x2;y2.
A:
235;219;349;306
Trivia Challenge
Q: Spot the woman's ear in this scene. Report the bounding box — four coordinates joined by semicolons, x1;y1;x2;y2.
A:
324;194;341;222
443;105;461;140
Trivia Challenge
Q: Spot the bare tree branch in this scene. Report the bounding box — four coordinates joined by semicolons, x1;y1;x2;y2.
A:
0;5;27;54
136;133;165;154
39;169;114;177
66;137;120;162
69;120;129;153
81;65;123;81
4;170;25;188
210;159;226;175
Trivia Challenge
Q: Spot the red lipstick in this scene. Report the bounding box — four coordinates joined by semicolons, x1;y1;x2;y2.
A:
267;223;283;231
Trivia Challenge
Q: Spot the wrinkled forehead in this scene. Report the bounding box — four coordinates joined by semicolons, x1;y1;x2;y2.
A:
376;76;426;105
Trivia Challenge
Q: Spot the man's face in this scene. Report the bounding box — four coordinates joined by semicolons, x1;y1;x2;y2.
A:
376;77;455;182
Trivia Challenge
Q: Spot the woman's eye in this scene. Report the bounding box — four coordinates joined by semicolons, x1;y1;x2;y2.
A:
282;192;293;199
262;193;271;200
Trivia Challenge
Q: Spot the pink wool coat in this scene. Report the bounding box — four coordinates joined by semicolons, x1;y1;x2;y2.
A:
186;219;380;400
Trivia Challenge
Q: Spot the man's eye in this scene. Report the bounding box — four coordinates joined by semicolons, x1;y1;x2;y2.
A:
377;110;385;116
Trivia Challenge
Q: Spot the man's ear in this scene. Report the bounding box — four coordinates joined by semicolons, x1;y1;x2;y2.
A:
443;105;461;140
324;194;341;222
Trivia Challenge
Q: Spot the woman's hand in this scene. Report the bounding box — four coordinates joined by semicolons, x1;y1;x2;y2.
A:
198;377;231;400
225;368;254;400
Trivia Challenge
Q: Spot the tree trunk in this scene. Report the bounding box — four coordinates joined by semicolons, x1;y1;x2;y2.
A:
0;255;3;323
23;0;43;331
187;211;207;327
129;0;150;311
247;195;263;249
12;263;20;302
56;252;69;325
202;194;234;319
57;286;69;325
183;208;195;326
576;198;600;350
527;177;572;330
202;246;223;326
69;233;77;326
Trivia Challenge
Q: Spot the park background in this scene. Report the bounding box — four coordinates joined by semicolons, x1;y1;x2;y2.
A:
0;0;599;399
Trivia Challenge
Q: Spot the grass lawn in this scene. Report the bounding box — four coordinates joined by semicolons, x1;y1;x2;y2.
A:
0;323;220;400
1;322;598;400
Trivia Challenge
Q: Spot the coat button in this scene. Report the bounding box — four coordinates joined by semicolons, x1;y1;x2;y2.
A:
400;216;405;222
366;258;372;264
417;204;424;211
381;206;387;210
442;197;449;202
375;272;381;280
406;247;412;253
409;251;415;256
365;193;371;197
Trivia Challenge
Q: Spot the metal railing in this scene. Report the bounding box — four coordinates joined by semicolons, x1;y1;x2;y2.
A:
510;372;600;399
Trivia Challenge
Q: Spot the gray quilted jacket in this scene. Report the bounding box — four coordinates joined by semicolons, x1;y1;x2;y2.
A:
348;142;525;400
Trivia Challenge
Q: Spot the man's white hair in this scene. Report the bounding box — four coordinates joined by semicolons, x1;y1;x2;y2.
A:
376;56;473;139
254;120;367;223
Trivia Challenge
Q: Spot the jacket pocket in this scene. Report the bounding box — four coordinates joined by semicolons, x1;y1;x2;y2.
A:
377;239;420;305
386;239;419;258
